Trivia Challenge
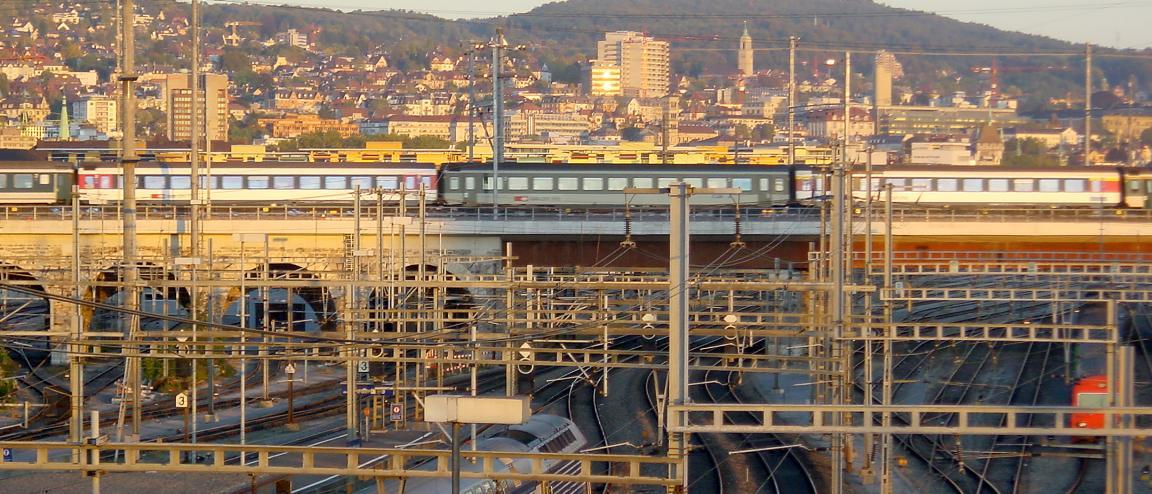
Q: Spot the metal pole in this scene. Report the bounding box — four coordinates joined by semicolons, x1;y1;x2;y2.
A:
119;0;142;440
261;236;270;404
880;183;894;494
239;242;247;447
1084;43;1092;166
70;184;84;452
451;421;461;494
492;28;506;210
349;186;361;437
830;51;847;486
669;182;691;490
788;36;797;164
468;49;476;162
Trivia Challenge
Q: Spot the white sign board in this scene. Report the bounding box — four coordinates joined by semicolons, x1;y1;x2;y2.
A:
175;392;189;409
425;395;530;424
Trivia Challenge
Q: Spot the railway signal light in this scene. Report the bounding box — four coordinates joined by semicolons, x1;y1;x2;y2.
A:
516;342;534;375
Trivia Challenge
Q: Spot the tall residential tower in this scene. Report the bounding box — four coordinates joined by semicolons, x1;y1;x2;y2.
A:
594;31;669;98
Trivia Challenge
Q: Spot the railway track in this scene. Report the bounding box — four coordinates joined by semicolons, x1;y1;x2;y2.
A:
698;365;818;494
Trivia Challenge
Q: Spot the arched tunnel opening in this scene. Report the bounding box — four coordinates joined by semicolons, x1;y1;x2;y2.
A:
85;262;192;336
0;263;51;366
221;262;337;333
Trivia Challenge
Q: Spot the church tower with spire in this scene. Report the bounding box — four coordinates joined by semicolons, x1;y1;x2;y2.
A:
59;95;70;141
738;22;754;78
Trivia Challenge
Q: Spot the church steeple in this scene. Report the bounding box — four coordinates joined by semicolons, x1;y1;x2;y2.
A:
738;22;754;78
59;95;70;141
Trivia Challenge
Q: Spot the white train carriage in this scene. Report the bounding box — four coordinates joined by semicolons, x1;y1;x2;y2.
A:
854;166;1124;207
78;162;438;204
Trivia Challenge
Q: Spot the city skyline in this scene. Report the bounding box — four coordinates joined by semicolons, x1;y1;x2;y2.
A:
263;0;1152;49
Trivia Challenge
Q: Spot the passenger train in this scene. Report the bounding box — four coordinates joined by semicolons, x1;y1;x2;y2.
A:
0;160;1149;209
397;414;587;494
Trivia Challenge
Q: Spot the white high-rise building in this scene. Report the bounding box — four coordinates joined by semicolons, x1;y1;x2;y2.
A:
595;31;669;98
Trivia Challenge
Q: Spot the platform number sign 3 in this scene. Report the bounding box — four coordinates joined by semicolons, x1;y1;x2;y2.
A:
175;392;189;408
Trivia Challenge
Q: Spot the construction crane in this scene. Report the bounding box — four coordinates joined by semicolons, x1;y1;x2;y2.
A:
970;58;1073;96
224;21;260;47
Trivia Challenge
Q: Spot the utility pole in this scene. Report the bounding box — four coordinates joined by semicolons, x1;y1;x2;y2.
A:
116;0;142;442
1084;43;1092;166
880;183;894;494
69;182;84;453
788;36;797;165
628;182;738;492
491;28;507;209
828;50;850;494
467;44;479;162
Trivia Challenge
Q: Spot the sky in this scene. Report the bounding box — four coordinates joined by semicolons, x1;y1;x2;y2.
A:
261;0;1152;50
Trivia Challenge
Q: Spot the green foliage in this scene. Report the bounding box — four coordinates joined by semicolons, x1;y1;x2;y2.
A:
364;133;452;149
1001;138;1060;167
279;131;366;151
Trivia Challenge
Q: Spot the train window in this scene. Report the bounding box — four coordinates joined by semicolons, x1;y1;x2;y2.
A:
961;179;983;192
465;176;476;190
404;176;418;189
448;177;460;190
886;178;906;189
658;178;676;188
143;176;166;189
1131;181;1142;192
12;174;34;189
0;175;8;188
706;178;727;189
1013;179;1034;192
169;176;190;189
272;176;295;189
221;176;244;189
988;179;1009;192
377;177;399;189
910;179;931;191
1078;392;1107;407
936;178;957;192
532;177;554;190
732;178;753;191
420;176;433;188
685;178;704;188
1038;179;1060;192
351;176;373;190
633;177;654;188
603;177;625;190
483;177;494;191
557;178;579;190
1064;179;1085;193
775;178;787;193
248;176;270;189
299;176;322;189
585;177;605;190
508;177;529;191
324;176;347;189
39;174;50;185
